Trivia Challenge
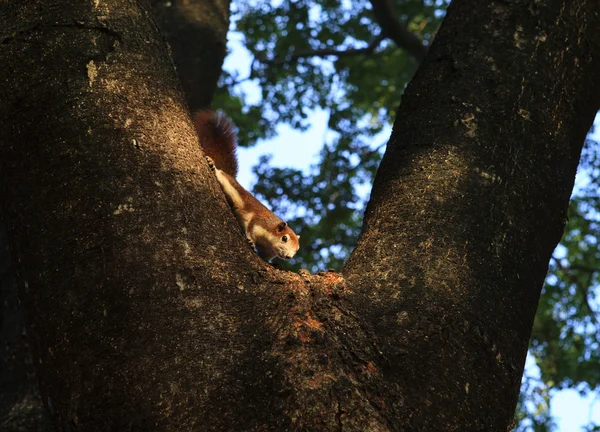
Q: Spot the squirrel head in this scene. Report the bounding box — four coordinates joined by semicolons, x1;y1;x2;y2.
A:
270;221;300;260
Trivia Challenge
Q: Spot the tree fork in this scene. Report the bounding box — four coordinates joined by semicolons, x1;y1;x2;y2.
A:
1;1;599;432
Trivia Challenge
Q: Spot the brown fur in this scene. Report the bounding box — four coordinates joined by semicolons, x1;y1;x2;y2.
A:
193;110;238;177
197;111;300;261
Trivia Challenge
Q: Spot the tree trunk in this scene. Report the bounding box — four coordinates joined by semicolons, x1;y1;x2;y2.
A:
1;224;52;431
0;1;230;428
0;1;598;432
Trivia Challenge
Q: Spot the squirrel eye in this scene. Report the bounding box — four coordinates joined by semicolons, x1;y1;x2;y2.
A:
282;235;288;243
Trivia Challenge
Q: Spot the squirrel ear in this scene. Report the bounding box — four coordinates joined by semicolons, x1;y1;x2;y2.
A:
297;235;300;240
277;221;287;232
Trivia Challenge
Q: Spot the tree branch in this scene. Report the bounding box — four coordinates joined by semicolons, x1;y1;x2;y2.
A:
345;0;600;427
259;33;386;66
258;0;430;68
369;0;428;61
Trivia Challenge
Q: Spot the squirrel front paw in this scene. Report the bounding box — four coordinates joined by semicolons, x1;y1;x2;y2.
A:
247;238;256;250
205;156;216;171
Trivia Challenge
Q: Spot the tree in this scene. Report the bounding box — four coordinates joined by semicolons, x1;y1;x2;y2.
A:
1;0;599;431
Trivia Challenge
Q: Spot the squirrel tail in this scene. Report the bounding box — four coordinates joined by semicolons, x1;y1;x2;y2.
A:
193;110;238;178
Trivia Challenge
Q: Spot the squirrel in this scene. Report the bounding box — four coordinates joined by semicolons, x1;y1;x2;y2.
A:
193;110;300;261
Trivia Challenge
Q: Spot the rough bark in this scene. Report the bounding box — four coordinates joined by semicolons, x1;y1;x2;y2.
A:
1;224;52;431
150;0;230;111
0;0;251;430
345;0;600;429
0;1;599;432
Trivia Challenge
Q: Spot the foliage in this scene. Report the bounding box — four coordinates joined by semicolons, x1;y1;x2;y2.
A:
514;372;555;432
221;0;600;429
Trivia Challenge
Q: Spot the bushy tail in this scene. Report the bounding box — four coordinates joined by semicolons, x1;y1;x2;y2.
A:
193;110;238;177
